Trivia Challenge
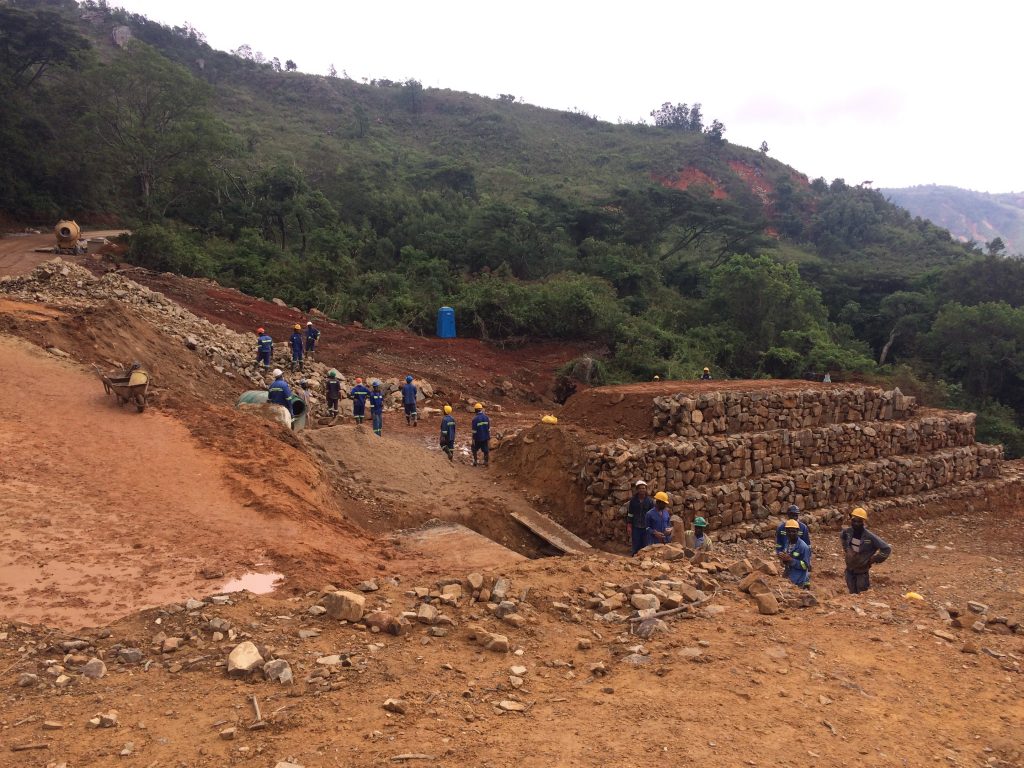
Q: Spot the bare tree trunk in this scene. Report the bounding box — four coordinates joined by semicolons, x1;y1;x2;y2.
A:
878;326;899;366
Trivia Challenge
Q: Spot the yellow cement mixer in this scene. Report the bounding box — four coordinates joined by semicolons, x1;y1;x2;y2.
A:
54;220;86;255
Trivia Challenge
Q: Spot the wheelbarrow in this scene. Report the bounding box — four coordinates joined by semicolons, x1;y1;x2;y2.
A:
95;365;151;412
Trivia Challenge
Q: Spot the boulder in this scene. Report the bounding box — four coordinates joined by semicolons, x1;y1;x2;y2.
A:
227;641;264;677
323;591;366;622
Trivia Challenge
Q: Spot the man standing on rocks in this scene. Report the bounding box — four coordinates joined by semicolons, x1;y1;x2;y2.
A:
645;492;673;547
440;404;456;461
305;321;320;359
289;324;305;372
775;504;811;553
841;507;891;594
256;327;273;371
267;369;293;415
369;379;385;436
325;370;341;417
623;480;654;555
471;403;490;466
779;519;812;588
349;377;369;424
402;375;418;426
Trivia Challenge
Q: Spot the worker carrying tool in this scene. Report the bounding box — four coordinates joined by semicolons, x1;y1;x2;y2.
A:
645;492;673;547
369;379;385;436
349;377;369;424
775;504;811;552
402;375;418;426
289;324;304;372
779;519;812;587
325;370;341;417
471;403;490;466
439;404;456;461
841;507;891;594
256;327;273;371
623;480;655;555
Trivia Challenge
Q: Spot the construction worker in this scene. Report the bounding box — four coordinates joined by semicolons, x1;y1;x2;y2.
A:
700;367;712;380
325;370;341;417
350;377;370;424
691;516;713;552
623;480;654;555
369;379;385;436
289;324;304;372
267;369;293;414
775;504;811;552
256;327;273;371
779;519;812;587
841;507;891;594
471;403;490;466
402;375;418;426
645;492;673;547
439;404;456;461
305;321;320;358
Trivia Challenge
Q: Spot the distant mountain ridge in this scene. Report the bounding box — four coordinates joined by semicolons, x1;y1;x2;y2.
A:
881;185;1024;256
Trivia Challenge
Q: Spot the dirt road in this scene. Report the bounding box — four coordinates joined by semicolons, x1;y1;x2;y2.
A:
0;229;126;277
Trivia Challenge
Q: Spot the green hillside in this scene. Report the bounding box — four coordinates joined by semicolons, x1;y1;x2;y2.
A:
881;185;1024;257
3;0;1024;452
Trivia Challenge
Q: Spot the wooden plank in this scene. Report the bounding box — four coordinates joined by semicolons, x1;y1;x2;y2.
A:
509;509;592;554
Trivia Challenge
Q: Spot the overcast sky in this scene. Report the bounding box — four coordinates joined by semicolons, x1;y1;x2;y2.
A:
111;0;1022;193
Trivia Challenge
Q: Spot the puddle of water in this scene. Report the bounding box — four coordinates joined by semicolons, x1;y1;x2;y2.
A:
218;571;283;595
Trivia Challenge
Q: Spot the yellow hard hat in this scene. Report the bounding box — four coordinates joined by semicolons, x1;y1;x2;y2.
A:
654;491;670;504
703;367;710;373
784;519;800;530
443;405;453;414
293;323;301;330
851;507;868;520
474;402;483;411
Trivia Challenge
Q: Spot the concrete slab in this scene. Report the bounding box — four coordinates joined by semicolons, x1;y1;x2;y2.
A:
392;520;526;570
509;508;593;555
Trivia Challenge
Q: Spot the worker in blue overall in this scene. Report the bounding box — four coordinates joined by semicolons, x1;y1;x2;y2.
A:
289;324;304;372
439;404;456;461
645;492;673;547
349;377;369;424
471;403;490;466
623;480;654;555
255;327;273;371
267;369;293;415
775;504;811;553
369;379;385;436
779;519;812;587
402;375;418;426
304;321;320;359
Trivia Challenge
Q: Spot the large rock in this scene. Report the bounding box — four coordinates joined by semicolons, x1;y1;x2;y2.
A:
754;592;780;615
81;658;107;680
263;659;293;684
227;641;264;677
323;591;366;622
738;572;770;595
630;594;660;611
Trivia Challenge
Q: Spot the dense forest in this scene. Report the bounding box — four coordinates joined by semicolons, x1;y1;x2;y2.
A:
3;0;1024;454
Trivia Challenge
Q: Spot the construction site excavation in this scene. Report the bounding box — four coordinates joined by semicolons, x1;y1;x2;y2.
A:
0;239;1021;768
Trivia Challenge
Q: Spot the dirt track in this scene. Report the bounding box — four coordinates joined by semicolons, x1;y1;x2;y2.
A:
0;230;126;277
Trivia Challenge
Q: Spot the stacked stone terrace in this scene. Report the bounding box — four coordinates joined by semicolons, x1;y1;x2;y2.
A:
581;386;1008;542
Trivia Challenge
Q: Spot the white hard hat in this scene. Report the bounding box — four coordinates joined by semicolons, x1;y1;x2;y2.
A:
272;368;283;377
306;321;313;325
635;479;648;486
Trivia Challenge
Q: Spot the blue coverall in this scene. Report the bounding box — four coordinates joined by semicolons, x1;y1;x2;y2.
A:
305;325;320;353
625;494;655;555
369;390;384;436
644;506;672;547
402;382;418;422
289;332;304;368
471;412;490;465
775;520;811;551
440;414;456;459
256;334;273;368
349;384;369;422
267;377;293;414
782;537;812;587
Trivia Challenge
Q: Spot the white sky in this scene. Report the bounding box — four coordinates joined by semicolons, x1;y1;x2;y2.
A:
111;0;1022;193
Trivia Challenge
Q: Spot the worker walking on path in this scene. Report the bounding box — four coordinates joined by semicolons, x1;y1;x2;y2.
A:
645;492;673;547
841;507;892;594
775;504;811;552
471;403;490;466
623;480;654;555
289;324;305;372
325;370;341;417
369;379;385;436
440;404;456;461
304;321;320;358
779;519;812;587
256;327;273;371
267;369;293;415
402;375;418;426
349;377;369;424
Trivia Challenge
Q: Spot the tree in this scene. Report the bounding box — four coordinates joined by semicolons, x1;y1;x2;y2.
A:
705;118;725;144
352;103;369;138
986;237;1006;257
231;43;253;60
284;59;297;71
270;57;281;72
760;141;769;155
0;5;90;93
649;102;691;129
327;63;337;78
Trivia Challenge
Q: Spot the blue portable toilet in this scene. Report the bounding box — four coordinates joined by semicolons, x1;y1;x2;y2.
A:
437;306;456;338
